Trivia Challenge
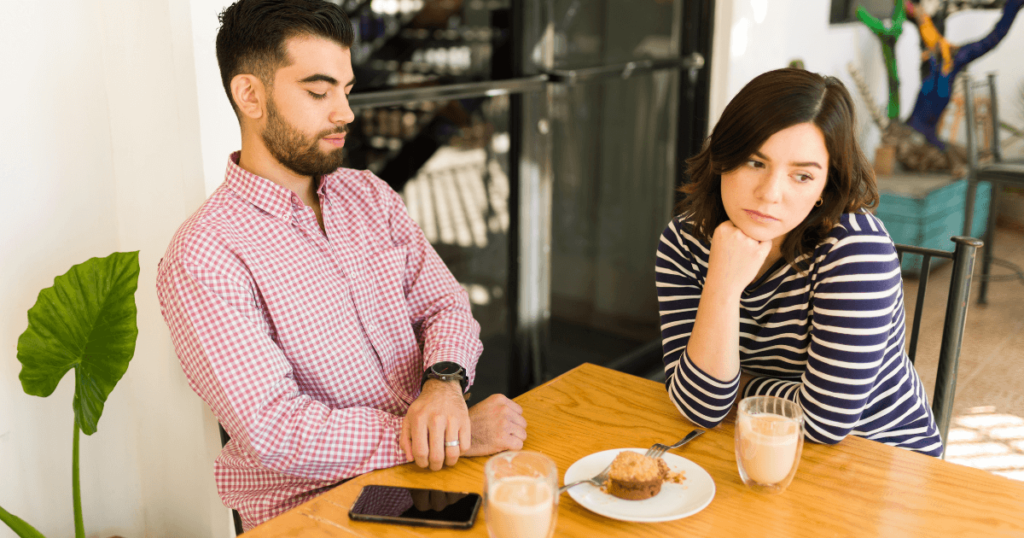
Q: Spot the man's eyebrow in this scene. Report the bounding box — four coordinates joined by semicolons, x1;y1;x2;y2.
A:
299;74;339;85
752;151;822;169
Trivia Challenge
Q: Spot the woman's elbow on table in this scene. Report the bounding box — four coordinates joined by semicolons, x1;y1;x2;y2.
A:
686;414;727;430
803;421;853;446
666;392;729;430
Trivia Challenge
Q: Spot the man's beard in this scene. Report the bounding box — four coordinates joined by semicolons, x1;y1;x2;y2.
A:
262;97;347;178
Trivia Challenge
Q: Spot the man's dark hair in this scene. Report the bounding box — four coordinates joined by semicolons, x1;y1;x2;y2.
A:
216;0;354;113
678;67;879;270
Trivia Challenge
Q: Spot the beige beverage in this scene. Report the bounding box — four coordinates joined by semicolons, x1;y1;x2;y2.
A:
486;476;554;538
735;396;805;493
484;451;558;538
737;413;801;484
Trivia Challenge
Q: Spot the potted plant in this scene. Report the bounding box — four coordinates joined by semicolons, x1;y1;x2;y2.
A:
0;251;140;538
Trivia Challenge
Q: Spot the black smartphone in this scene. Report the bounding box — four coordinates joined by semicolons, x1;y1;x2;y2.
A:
348;485;482;529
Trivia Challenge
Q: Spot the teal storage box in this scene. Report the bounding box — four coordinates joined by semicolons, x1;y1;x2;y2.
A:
875;174;990;275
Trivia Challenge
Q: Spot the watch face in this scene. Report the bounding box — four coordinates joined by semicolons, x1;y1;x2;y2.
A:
432;362;463;376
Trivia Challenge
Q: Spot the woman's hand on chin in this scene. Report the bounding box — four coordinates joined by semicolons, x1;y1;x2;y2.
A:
707;220;772;292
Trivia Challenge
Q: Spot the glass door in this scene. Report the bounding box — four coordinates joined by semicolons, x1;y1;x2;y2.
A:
523;0;707;387
338;0;711;400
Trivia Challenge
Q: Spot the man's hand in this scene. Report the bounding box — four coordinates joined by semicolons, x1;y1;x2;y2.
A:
401;379;470;471
463;394;527;457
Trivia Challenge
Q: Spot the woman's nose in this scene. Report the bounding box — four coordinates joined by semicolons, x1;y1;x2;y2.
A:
754;171;784;202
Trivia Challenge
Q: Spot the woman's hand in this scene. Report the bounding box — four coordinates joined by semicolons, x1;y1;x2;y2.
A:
706;221;772;295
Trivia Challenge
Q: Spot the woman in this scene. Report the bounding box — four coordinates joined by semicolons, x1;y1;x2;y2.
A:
656;68;942;456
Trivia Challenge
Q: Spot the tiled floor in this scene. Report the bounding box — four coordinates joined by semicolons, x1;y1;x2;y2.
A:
904;226;1024;479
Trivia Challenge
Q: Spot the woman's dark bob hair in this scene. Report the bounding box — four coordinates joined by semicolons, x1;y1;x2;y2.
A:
679;67;878;269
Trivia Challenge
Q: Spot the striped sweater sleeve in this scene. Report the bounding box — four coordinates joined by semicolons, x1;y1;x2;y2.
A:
743;230;902;445
656;219;741;428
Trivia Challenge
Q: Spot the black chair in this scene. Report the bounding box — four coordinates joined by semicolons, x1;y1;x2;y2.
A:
219;424;245;535
961;72;1024;304
895;236;983;454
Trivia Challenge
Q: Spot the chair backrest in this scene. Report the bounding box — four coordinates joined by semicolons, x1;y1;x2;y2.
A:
895;236;983;451
962;73;1002;236
963;72;1003;166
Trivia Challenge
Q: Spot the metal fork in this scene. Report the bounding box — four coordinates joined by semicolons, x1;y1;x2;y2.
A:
644;429;705;459
558;462;613;494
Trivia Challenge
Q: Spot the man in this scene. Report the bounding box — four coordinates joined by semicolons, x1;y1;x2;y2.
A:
156;0;526;530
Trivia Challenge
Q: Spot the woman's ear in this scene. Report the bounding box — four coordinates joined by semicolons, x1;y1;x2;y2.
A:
231;74;265;120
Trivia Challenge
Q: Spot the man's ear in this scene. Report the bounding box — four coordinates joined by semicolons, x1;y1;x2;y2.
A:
230;74;265;120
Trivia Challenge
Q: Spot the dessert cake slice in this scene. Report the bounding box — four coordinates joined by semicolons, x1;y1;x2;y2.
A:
606;451;671;500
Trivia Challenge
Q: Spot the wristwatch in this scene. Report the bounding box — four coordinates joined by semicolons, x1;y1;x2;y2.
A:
422;361;468;393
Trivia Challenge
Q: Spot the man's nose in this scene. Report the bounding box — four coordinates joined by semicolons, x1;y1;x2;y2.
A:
330;92;355;125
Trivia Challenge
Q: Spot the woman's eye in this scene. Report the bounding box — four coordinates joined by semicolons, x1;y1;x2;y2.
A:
308;91;327;100
795;174;813;183
747;160;763;168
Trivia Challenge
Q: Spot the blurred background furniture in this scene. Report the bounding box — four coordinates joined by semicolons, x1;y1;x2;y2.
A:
962;72;1024;304
876;172;989;275
895;236;983;451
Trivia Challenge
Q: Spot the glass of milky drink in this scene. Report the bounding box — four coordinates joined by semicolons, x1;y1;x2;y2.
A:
484;451;558;538
735;395;805;494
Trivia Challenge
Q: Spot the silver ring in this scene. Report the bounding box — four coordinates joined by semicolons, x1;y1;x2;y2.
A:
445;440;460;447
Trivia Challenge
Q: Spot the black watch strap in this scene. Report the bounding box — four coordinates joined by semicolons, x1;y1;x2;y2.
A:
422;361;468;392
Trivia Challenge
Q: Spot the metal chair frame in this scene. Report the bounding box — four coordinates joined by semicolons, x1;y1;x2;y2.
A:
962;72;1024;304
219;424;245;535
894;236;982;450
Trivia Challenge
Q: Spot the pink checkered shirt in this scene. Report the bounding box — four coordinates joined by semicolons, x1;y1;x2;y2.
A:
156;152;482;530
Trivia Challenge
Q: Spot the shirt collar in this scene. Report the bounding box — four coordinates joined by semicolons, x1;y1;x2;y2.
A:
224;152;345;220
224;151;307;222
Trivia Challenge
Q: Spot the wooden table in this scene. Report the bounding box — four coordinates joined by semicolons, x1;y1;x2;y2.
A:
247;363;1024;537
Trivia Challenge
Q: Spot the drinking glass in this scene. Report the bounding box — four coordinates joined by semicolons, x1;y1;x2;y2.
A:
735;395;805;494
484;451;558;538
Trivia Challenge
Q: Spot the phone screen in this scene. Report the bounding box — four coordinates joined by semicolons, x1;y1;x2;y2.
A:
349;485;482;528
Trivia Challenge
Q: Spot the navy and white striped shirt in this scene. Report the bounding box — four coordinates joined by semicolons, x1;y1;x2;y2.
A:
656;212;943;456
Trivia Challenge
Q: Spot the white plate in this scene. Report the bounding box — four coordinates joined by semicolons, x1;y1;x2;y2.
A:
563;448;715;523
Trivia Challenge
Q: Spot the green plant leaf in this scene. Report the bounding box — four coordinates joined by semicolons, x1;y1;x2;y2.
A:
16;251;140;436
0;504;48;538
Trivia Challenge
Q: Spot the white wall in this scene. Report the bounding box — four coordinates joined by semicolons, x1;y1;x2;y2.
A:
709;0;1024;160
0;3;124;536
191;0;243;195
0;1;232;537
